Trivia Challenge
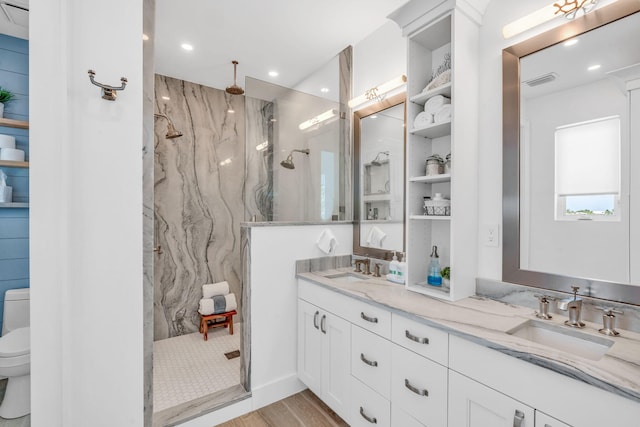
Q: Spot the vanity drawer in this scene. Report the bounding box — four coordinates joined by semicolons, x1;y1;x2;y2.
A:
350;376;391;427
391;314;448;366
391;407;425;427
351;325;391;399
391;344;448;426
346;299;392;339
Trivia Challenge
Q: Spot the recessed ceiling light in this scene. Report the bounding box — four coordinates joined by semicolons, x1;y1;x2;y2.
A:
588;64;601;71
268;71;279;77
161;96;170;100
563;39;578;47
142;34;150;41
181;43;194;51
320;88;329;93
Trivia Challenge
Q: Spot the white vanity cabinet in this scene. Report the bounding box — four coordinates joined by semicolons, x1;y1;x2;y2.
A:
535;411;572;427
297;297;351;421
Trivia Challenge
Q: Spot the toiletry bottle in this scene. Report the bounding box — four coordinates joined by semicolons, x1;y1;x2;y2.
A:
427;246;442;286
397;252;407;284
388;251;399;280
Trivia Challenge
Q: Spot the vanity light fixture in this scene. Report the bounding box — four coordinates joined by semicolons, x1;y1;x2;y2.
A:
298;109;338;130
502;0;605;39
348;75;407;108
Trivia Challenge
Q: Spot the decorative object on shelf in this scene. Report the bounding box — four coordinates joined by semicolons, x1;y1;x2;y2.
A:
0;148;25;162
440;266;450;287
0;134;16;150
154;113;183;139
423;53;452;92
445;153;452;174
425;154;445;175
427;246;442;286
502;0;601;39
424;193;450;216
348;75;407;108
0;87;15;118
87;69;128;101
0;170;12;203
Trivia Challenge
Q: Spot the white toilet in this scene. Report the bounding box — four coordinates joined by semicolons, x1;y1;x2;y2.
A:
0;288;30;419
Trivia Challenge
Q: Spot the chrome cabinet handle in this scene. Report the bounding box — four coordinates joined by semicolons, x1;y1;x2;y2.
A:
404;379;428;397
313;311;320;330
513;409;525;427
360;312;378;323
359;407;377;424
405;330;429;344
320;314;327;334
360;353;378;367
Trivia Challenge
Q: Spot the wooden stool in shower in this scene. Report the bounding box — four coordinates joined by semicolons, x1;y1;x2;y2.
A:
199;310;237;341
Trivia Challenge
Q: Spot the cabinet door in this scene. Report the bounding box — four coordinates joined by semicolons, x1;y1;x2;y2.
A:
297;299;323;395
449;371;535;427
536;411;572;427
321;311;351;421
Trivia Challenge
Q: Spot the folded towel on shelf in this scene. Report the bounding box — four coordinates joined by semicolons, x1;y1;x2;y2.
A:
316;228;338;254
365;226;387;248
199;292;238;315
434;103;452;123
202;281;230;298
424;95;451;115
413;111;432;129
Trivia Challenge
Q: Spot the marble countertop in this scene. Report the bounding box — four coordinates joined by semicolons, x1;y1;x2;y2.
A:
297;268;640;403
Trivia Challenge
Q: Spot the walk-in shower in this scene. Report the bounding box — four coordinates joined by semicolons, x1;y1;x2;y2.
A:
280;148;310;169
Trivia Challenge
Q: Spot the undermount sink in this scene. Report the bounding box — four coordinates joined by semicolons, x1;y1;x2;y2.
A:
506;320;614;361
325;272;368;283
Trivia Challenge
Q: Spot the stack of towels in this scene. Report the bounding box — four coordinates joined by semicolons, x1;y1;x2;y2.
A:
0;135;25;162
198;281;238;315
414;95;452;129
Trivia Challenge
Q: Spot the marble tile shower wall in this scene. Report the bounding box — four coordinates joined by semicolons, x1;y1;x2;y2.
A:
153;75;268;340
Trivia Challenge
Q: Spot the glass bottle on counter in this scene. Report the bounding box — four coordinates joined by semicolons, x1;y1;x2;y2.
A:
427;246;442;286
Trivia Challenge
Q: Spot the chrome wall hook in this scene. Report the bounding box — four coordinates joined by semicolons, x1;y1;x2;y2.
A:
88;69;128;101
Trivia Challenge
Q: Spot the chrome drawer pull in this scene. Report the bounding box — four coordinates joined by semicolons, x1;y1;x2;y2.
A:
360;353;378;367
359;407;377;424
320;314;327;334
313;311;320;330
405;330;429;344
513;409;525;427
360;312;379;323
404;379;428;397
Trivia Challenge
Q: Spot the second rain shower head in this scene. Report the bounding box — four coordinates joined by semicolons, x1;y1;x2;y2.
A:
280;148;310;170
225;60;245;95
154;113;183;139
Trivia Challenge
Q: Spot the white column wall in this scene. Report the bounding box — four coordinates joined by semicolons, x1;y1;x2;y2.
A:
30;0;145;426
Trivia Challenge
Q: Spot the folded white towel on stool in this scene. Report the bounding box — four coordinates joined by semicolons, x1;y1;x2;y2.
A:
424;95;450;116
316;228;338;254
413;111;432;128
434;103;452;123
366;226;387;248
202;281;230;298
199;293;238;315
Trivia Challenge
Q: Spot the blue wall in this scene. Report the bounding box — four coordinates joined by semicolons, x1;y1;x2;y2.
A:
0;34;29;333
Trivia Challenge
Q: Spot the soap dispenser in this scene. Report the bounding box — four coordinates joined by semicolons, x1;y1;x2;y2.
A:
427;246;442;286
388;251;399;279
397;252;407;284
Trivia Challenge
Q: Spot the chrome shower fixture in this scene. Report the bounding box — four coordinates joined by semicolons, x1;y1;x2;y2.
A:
371;151;389;166
280;148;310;170
154;113;183;139
225;60;245;95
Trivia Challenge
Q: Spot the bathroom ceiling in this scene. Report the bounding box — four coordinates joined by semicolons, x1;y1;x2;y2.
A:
155;0;409;94
0;0;28;39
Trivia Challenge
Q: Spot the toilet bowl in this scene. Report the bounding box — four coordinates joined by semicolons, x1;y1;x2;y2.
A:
0;326;29;419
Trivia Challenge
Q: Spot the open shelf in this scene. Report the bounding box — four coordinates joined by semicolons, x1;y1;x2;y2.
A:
407;281;451;298
409;82;452;106
409;120;451;139
410;215;451;221
0;118;29;129
0;160;28;168
409;174;451;183
0;203;29;208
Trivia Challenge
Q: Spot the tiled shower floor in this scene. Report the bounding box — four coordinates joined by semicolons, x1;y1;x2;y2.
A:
153;323;242;412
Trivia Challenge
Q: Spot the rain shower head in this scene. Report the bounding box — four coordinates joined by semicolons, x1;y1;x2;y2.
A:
225;60;245;95
280;148;310;170
371;151;389;166
154;113;183;139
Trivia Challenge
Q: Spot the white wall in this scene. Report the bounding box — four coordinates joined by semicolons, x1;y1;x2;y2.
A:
30;0;145;426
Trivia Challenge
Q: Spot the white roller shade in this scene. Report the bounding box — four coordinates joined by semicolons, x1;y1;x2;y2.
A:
555;116;620;196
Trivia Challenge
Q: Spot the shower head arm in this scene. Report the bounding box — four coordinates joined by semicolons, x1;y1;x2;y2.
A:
291;148;310;155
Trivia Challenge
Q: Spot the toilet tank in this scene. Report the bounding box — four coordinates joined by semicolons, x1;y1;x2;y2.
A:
2;288;30;336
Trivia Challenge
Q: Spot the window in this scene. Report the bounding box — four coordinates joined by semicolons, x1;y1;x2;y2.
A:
554;116;620;221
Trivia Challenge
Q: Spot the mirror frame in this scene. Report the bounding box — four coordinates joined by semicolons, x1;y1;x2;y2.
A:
502;0;640;305
353;93;407;260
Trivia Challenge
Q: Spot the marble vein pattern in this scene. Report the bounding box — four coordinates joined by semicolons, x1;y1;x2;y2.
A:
154;75;246;339
244;98;273;222
297;269;640;403
339;46;353;220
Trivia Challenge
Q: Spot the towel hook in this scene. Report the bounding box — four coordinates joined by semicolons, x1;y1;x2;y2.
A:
87;69;128;101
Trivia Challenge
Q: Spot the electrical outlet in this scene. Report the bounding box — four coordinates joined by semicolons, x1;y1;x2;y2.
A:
485;224;499;247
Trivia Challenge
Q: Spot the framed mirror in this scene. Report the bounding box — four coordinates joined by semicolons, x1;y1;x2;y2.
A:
353;93;406;260
502;0;640;304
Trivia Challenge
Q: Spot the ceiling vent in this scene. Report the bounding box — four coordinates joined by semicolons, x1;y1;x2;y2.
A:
523;72;558;87
1;0;29;27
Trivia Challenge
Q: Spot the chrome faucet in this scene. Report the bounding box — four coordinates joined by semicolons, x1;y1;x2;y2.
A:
557;286;585;328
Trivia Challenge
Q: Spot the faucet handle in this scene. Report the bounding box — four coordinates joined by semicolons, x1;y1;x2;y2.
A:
596;306;624;316
596;307;623;336
570;286;580;297
534;294;556;302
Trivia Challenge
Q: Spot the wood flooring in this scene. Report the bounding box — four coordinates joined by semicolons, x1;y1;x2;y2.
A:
217;389;349;427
